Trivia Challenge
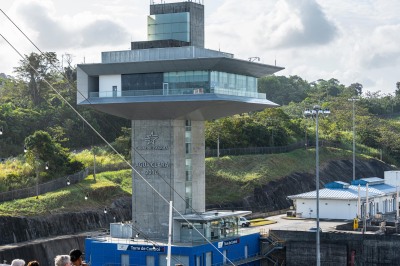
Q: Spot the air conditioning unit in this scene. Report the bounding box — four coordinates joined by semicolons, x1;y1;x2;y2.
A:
193;88;204;94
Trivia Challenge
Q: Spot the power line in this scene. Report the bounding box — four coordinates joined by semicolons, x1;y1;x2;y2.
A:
0;12;235;265
0;8;203;218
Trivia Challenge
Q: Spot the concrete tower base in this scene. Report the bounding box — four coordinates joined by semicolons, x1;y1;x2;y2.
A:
131;120;205;239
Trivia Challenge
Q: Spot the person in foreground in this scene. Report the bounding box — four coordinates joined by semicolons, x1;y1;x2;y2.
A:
10;259;25;266
54;255;71;266
27;262;39;266
69;249;87;266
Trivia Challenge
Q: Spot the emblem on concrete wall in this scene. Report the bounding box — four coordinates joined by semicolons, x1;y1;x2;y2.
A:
145;131;159;145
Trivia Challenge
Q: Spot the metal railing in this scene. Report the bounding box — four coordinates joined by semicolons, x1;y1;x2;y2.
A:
205;140;383;160
205;141;308;157
0;169;88;202
87;162;130;175
88;86;266;99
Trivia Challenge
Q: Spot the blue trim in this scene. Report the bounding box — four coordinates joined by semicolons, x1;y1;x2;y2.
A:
85;233;261;266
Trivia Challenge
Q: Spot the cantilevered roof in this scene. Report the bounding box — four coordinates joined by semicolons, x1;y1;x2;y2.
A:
78;57;284;78
79;93;279;120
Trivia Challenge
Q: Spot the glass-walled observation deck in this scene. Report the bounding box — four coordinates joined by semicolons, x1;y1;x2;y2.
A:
89;70;265;99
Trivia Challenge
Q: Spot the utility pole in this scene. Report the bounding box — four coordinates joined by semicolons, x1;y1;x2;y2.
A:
304;105;331;266
93;146;97;182
348;97;359;181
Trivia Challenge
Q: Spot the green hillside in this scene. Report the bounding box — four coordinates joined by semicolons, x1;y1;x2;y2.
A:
206;146;370;205
0;169;131;216
0;146;375;216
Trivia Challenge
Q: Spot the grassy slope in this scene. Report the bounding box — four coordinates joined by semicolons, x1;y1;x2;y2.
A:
206;147;370;204
0;169;132;216
0;147;374;216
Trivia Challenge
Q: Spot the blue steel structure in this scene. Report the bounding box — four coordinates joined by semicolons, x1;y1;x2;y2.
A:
85;233;261;266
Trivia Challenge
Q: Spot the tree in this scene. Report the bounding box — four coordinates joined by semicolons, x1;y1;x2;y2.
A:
111;127;131;159
14;52;59;107
347;83;363;96
258;75;308;105
24;130;83;181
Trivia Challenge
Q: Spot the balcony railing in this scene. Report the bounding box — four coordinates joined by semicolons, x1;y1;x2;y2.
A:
88;87;266;99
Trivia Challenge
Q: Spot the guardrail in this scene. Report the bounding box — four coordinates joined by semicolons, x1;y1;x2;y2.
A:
88;86;266;99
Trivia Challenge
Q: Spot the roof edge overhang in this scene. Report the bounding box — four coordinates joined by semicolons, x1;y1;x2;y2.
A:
78;57;284;78
78;94;279;120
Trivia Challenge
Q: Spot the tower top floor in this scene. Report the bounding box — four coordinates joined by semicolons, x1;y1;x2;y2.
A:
131;0;205;49
77;1;284;120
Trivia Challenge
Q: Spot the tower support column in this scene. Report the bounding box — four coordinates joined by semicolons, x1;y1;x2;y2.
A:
131;119;205;239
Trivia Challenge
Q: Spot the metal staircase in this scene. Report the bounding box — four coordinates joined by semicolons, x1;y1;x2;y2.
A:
260;229;286;266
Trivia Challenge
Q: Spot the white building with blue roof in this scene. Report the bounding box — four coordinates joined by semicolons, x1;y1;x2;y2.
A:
288;176;399;220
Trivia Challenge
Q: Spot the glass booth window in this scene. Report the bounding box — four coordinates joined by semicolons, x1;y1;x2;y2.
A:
148;13;190;42
210;71;257;94
122;73;163;95
164;71;209;94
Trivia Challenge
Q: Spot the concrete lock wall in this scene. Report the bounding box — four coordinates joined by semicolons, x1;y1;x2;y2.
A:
0;235;86;266
271;230;400;266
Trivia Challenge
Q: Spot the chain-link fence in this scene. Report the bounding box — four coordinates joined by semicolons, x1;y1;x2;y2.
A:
205;140;382;161
0;168;89;202
205;141;308;157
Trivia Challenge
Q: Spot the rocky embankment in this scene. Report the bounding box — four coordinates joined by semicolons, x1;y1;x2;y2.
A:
243;158;394;212
0;197;132;265
1;159;392;245
0;196;132;245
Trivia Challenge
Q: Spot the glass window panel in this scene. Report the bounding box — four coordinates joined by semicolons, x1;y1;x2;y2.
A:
185;197;192;209
186;170;192;181
186;143;191;154
148;24;155;35
185;184;192;195
122;73;163;92
228;73;235;89
164;23;172;34
147;13;189;42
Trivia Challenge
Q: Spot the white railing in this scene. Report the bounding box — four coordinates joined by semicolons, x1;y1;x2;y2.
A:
89;87;266;99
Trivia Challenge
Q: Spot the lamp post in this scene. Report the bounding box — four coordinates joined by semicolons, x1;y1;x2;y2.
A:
348;97;359;181
304;105;330;266
217;133;220;158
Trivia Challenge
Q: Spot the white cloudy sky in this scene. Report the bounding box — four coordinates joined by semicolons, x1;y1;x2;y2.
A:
1;0;399;94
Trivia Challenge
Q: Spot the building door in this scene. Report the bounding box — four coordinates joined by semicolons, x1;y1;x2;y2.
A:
121;254;129;266
146;255;154;266
113;86;117;97
205;252;212;266
163;83;169;95
223;250;227;265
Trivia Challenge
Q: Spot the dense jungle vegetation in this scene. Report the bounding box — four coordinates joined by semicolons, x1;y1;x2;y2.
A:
1;52;400;193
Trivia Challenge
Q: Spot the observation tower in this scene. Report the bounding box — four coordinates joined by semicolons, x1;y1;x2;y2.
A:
77;0;284;241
